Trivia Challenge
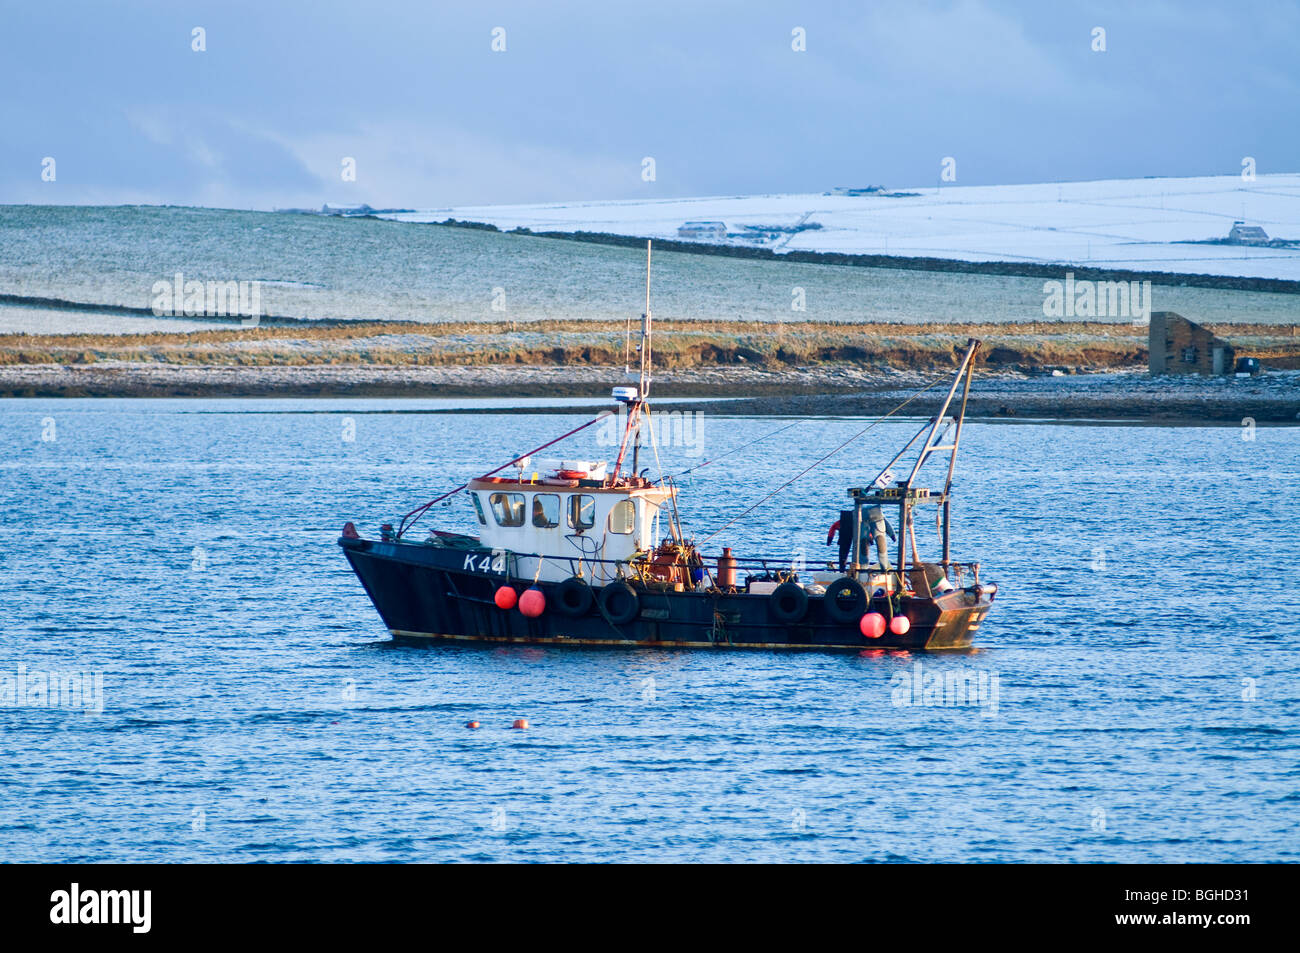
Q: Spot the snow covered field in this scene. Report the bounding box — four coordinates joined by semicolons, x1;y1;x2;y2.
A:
382;174;1300;282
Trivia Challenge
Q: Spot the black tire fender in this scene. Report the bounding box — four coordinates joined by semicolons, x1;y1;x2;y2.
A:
823;576;867;624
769;582;809;623
599;581;640;625
555;577;595;617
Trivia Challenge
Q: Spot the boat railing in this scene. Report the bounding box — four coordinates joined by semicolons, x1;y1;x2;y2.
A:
488;546;981;590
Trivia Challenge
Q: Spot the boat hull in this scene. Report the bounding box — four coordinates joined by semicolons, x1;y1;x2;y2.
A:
340;537;991;652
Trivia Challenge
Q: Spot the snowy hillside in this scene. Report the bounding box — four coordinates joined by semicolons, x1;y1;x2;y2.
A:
381;174;1300;281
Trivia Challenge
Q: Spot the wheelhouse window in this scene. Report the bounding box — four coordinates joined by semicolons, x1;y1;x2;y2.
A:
568;494;595;531
532;493;560;528
471;493;488;525
488;492;526;527
608;499;635;534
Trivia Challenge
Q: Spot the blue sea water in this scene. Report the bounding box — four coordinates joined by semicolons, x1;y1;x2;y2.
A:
0;399;1297;862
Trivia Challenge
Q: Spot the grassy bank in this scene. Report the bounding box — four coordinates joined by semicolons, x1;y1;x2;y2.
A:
4;319;1298;421
4;317;1300;371
0;317;1167;370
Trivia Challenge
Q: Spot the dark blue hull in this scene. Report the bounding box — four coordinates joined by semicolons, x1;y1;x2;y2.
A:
340;536;990;652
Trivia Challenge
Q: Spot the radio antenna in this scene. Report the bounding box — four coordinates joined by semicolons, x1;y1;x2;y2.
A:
641;240;652;399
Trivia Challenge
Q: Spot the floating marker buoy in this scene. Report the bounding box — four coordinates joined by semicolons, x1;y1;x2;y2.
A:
466;720;480;730
494;586;518;610
518;587;545;618
890;615;911;635
511;718;529;730
860;612;886;639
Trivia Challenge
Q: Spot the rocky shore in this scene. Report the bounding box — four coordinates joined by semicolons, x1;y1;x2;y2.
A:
1;359;1295;423
2;317;1297;421
685;368;1300;424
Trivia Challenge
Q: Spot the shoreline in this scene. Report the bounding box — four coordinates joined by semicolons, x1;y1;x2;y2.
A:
4;315;1296;424
3;362;1296;424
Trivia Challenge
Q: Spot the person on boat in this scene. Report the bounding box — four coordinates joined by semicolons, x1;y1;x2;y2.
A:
827;507;895;572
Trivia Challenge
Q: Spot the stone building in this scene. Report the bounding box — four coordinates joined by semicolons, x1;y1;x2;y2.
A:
1148;312;1236;375
677;221;727;239
1227;223;1269;245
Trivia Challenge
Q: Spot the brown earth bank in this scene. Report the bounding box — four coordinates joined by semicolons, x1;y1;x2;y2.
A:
2;319;1297;421
3;317;1299;371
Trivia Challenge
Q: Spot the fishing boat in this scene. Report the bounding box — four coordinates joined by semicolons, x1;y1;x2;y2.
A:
339;244;996;651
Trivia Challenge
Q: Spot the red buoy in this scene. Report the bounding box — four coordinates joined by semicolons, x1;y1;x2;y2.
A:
889;615;911;635
859;612;886;639
494;586;518;610
465;720;480;730
511;718;529;730
518;587;545;618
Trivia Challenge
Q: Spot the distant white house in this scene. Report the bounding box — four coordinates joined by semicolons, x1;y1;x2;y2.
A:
378;173;1300;281
677;221;727;239
1227;222;1269;245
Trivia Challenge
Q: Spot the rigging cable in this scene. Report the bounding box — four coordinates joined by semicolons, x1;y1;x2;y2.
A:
396;409;614;539
662;417;808;482
698;375;949;544
643;406;687;543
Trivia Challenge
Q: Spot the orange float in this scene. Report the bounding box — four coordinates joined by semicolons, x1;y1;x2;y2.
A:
518;587;545;617
860;612;886;639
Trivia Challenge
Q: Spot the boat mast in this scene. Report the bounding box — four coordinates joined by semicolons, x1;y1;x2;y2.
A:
847;339;980;584
941;344;977;565
642;239;652;400
897;338;980;573
633;241;652;473
615;241;653;480
629;239;650;473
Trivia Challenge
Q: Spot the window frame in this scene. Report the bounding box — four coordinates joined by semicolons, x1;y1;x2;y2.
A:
532;493;560;528
567;494;596;531
488;491;526;527
607;498;636;535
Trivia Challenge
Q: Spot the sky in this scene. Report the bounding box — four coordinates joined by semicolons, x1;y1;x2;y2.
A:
1;0;1297;209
